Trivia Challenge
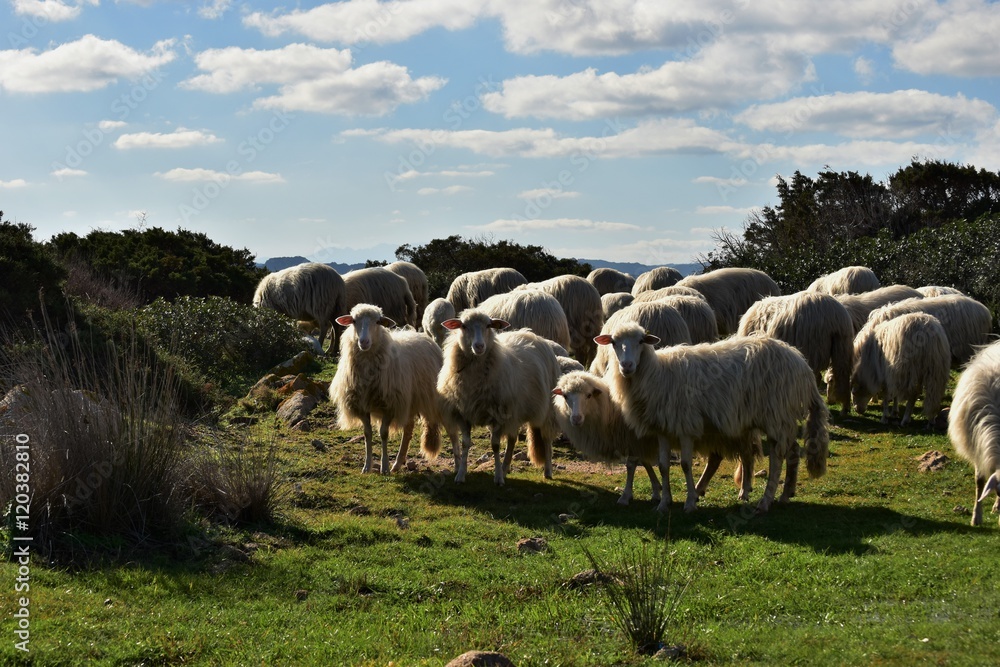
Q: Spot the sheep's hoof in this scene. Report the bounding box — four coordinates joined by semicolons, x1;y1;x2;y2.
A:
737;491;751;503
454;473;466;484
493;472;505;486
992;497;999;514
683;497;698;513
361;461;372;474
616;495;631;507
655;497;672;513
900;417;911;427
880;417;889;425
755;498;772;514
390;461;404;473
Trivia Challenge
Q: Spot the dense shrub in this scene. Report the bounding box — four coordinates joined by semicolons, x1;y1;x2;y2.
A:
0;215;66;324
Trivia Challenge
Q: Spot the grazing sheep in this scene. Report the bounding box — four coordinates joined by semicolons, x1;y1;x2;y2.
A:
386;261;429;325
631;266;683;296
329;304;456;475
836;284;924;333
447;267;527;312
917;285;964;297
519;275;604;365
590;301;692;377
596;321;829;514
948;340;1000;526
344;267;418;328
851;312;950;427
423;297;456;347
645;294;718;344
437;309;562;485
587;267;635;295
676;268;782;336
601;292;634;320
632;285;708;303
557;356;586;375
864;295;992;366
253;262;346;354
807;266;881;295
551;371;661;505
477;289;571;351
738;291;854;414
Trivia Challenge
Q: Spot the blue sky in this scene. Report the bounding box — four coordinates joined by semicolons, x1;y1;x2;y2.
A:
2;0;999;265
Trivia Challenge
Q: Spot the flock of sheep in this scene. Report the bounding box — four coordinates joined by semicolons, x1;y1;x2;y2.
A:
253;262;999;525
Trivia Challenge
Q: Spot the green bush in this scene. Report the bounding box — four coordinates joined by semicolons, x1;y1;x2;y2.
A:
0;215;66;324
136;296;309;393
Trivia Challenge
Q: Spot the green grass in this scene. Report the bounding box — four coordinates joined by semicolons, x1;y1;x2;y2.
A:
3;387;999;666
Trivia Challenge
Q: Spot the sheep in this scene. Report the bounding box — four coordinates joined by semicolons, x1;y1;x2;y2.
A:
329;304;456;475
447;267;527;312
675;268;782;336
631;266;683;296
917;285;964;297
437;309;562;486
386;261;429;325
632;285;707;303
557;356;586;375
737;291;854;414
851;312;950;427
551;371;661;505
253;262;346;354
835;284;924;333
807;266;881;295
589;301;692;377
477;289;571;351
587;267;635;295
948;339;1000;526
422;297;456;347
863;295;992;366
643;294;718;344
344;267;418;329
596;320;829;514
601;292;634;320
518;275;604;365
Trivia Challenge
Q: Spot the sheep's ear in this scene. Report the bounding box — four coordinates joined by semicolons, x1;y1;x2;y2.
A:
979;472;1000;502
594;334;613;346
551;387;564;396
489;319;510;330
379;317;396;328
335;315;354;326
643;333;661;346
442;319;463;331
591;386;602;396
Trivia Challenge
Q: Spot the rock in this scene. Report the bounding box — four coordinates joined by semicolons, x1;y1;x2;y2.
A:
652;645;686;660
219;544;250;562
953;504;970;515
270;351;315;377
917;450;949;472
290;419;312;432
557;513;577;523
563;568;615;589
295;589;309;601
311;439;327;452
754;469;767;478
347;504;370;516
276;390;318;427
476;452;492;464
406;460;418;471
250;373;282;393
512;450;529;462
445;651;516;667
276;373;328;401
517;537;547;554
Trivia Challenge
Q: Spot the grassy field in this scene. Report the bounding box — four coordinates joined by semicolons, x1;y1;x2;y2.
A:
3;372;999;666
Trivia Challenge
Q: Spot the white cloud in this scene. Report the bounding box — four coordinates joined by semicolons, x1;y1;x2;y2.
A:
416;185;471;195
692;175;748;187
854;56;875;85
556;237;714;265
12;0;98;22
0;178;28;188
395;169;495;180
51;167;87;178
114;128;223;149
197;0;232;20
893;0;1000;76
517;188;580;200
476;218;642;233
0;35;175;93
182;43;445;116
753;139;962;168
155;168;285;184
98;120;128;132
735;90;996;139
696;205;753;215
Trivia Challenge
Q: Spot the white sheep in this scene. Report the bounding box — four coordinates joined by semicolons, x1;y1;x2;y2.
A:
917;285;965;297
863;295;992;366
851;312;951;427
329;304;456;475
437;309;561;486
253;262;346;354
552;371;661;505
447;267;527;312
632;285;708;303
596;321;829;514
738;291;854;414
836;284;924;333
631;266;683;296
386;261;429;325
589;301;692;377
948;340;1000;526
675;268;782;336
344;267;418;329
642;294;718;344
422;297;456;347
807;266;881;295
477;288;571;351
587;267;635;295
518;275;604;365
601;292;634;320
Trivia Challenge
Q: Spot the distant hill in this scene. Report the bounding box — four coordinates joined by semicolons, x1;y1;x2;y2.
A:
259;257;367;274
578;259;702;278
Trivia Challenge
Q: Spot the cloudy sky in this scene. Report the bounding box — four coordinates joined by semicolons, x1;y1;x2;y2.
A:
2;0;999;265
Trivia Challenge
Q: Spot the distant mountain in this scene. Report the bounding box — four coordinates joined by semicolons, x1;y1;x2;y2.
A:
258;256;367;274
578;259;703;278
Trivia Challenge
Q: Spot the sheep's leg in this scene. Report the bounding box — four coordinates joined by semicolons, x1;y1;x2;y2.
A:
448;426;462;474
361;414;374;473
379;419;392;476
972;469;986;526
881;398;891;424
644;462;662;503
900;398;916;427
756;442;785;514
655;436;673;513
390;420;414;473
695;452;723;497
737;448;755;502
502;434;517;474
541;428;553;480
491;430;506;486
619;459;637;506
779;442;800;502
455;425;473;484
678;436;699;512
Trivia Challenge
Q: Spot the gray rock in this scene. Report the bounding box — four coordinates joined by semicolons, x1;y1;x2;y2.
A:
445;651;516;667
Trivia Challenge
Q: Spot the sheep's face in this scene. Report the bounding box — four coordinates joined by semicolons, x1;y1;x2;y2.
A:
336;307;395;352
442;311;509;356
852;385;872;415
552;377;602;427
595;326;659;377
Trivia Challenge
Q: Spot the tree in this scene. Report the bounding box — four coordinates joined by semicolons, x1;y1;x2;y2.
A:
0;213;66;324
